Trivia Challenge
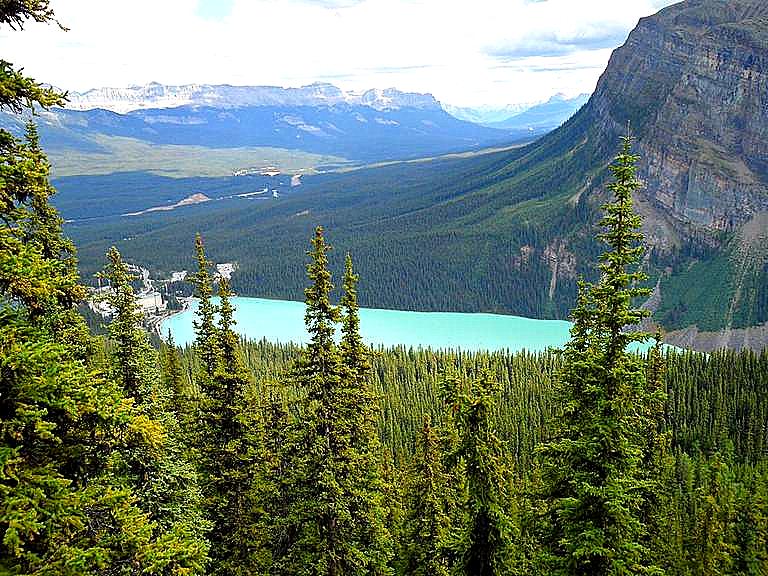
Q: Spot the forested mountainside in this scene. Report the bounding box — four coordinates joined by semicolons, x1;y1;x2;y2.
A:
65;0;768;350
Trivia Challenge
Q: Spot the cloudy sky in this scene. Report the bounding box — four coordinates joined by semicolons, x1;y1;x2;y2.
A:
2;0;678;107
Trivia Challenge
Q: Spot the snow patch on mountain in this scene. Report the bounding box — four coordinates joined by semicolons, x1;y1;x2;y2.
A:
442;101;536;125
65;82;443;113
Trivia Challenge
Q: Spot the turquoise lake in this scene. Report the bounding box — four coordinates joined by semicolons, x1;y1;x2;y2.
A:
161;297;576;352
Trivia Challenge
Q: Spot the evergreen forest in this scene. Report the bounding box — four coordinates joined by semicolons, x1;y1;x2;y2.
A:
2;3;768;575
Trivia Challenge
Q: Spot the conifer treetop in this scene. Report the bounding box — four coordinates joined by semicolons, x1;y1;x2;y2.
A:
594;135;650;341
304;225;341;356
191;232;220;378
0;0;59;29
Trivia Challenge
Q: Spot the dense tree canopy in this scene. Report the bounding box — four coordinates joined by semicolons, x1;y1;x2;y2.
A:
1;1;766;571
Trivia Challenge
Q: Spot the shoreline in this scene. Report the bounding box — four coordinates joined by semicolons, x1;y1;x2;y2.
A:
149;296;196;337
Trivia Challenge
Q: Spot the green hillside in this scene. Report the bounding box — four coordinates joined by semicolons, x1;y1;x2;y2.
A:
66;114;610;321
64;0;768;337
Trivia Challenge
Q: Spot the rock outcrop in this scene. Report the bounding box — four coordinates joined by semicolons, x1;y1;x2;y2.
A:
588;0;768;239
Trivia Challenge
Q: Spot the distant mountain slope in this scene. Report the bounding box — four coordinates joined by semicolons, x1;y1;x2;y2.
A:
64;82;442;113
441;102;532;125
485;93;590;133
41;103;515;161
63;0;768;350
1;83;520;164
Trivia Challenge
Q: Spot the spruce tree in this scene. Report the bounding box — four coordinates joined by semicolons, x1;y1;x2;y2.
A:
1;122;86;348
191;233;219;380
187;238;258;575
206;276;261;576
340;253;369;380
274;227;393;576
160;330;192;417
101;247;210;574
641;335;674;571
252;381;292;573
733;469;768;574
692;454;737;574
443;372;516;576
187;234;220;511
0;302;158;574
0;4;193;571
399;415;451;576
338;253;394;574
539;136;662;575
274;225;345;575
100;247;148;398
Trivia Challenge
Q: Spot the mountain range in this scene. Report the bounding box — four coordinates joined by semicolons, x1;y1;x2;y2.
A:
0;82;590;166
65;81;587;133
445;93;590;134
2;83;526;164
442;102;534;125
484;93;590;132
63;82;444;114
57;0;768;351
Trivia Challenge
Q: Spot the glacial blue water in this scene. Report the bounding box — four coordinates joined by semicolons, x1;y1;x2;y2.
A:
161;297;577;352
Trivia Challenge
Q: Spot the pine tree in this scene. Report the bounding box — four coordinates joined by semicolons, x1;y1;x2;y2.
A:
399;415;451;576
187;234;221;527
0;4;190;571
191;233;219;380
340;253;369;381
539;136;661;575
205;275;261;576
100;247;148;399
274;225;345;575
733;469;768;574
642;335;675;571
0;305;159;574
160;330;192;418
338;253;394;574
252;380;292;573
101;247;210;574
693;454;737;574
443;372;516;576
1;122;85;336
274;227;393;576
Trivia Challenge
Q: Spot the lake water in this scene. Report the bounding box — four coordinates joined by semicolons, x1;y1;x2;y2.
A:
161;296;576;352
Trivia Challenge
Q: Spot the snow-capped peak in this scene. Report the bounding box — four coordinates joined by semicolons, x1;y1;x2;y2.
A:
63;82;441;113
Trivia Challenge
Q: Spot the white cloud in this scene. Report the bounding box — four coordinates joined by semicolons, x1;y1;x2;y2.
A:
0;0;679;107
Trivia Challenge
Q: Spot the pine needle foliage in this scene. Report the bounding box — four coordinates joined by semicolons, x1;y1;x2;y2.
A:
160;330;193;420
206;276;262;576
273;227;393;576
399;415;452;576
0;5;198;570
101;247;210;574
191;233;219;381
538;136;662;576
443;372;517;576
0;2;65;113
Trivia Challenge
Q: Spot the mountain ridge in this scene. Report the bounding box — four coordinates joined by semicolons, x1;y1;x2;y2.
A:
63;81;443;114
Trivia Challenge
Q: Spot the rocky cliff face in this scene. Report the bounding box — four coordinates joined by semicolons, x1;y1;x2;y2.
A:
587;0;768;241
494;0;768;341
